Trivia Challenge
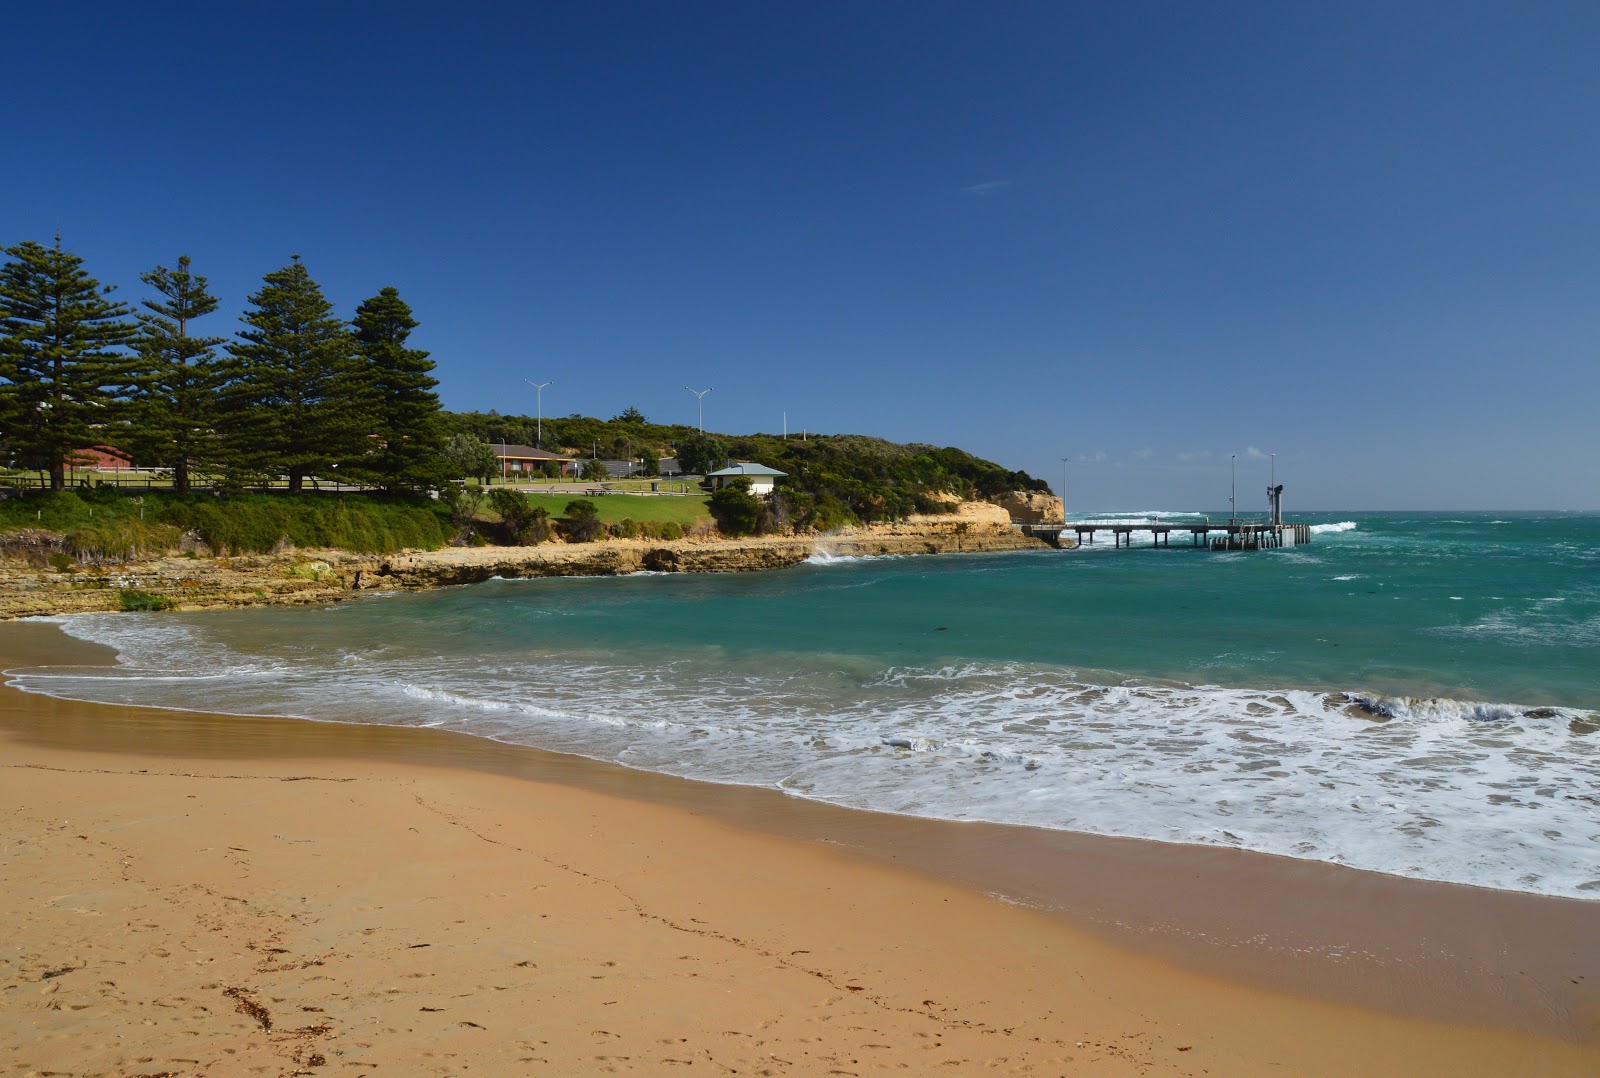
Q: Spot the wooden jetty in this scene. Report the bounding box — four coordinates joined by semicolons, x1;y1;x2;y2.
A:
1019;519;1312;551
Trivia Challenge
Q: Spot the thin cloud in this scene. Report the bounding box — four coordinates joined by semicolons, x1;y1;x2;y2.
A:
1177;449;1211;464
961;180;1012;196
1243;446;1268;461
1132;447;1153;462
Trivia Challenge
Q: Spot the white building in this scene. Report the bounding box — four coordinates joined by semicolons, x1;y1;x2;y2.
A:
704;462;787;497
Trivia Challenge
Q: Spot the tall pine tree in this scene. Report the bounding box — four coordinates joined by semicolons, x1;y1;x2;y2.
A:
221;256;360;493
0;237;136;491
132;255;225;492
349;287;444;490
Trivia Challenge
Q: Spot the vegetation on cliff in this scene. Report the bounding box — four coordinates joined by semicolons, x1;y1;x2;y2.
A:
0;237;1047;552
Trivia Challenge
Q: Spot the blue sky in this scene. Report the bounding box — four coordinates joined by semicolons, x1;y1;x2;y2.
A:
6;2;1597;510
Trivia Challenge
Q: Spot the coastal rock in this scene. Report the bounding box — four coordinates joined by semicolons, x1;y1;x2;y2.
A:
0;515;1048;619
993;491;1064;525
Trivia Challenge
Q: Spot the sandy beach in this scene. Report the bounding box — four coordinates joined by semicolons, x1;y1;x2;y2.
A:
2;620;1597;1076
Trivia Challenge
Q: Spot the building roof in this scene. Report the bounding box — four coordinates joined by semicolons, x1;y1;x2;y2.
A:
491;443;574;461
707;462;787;478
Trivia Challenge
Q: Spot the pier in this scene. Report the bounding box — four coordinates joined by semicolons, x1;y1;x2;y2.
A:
1019;519;1312;551
1020;472;1308;551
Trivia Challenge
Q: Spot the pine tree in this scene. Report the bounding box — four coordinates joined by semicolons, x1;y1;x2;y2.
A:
0;237;136;491
132;255;226;492
350;286;444;490
221;257;359;493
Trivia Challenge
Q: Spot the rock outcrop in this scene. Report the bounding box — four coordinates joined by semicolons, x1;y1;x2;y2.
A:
0;514;1049;619
993;490;1064;525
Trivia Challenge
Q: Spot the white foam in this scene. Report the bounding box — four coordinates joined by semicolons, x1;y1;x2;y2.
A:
1311;521;1359;534
16;615;1600;900
805;549;903;565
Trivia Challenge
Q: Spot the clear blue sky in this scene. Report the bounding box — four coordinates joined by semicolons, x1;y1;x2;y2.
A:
7;2;1597;510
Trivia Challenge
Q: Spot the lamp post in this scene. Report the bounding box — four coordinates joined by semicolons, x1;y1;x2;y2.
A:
685;386;714;433
524;379;553;449
1230;452;1237;524
1060;457;1070;522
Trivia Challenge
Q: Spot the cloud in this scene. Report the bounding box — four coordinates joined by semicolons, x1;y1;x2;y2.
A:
1243;446;1268;461
1177;449;1211;463
1132;447;1153;462
961;180;1012;196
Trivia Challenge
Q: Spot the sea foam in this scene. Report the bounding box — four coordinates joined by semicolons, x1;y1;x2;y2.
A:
16;614;1600;900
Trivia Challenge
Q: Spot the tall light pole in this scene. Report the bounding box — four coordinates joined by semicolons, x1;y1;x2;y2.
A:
1060;457;1070;522
524;379;553;449
685;386;714;433
1230;452;1237;523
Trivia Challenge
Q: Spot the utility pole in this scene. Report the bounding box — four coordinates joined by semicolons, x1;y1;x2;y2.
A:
524;379;553;449
685;386;714;433
1061;457;1070;522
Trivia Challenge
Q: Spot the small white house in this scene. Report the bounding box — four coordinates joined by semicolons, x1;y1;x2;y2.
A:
705;462;787;497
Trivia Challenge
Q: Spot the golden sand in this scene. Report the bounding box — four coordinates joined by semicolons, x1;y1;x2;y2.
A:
2;622;1596;1076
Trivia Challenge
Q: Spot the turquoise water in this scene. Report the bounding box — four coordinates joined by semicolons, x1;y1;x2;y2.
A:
16;511;1600;898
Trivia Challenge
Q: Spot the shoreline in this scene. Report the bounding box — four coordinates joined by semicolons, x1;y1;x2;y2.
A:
3;621;1597;1075
0;511;1048;620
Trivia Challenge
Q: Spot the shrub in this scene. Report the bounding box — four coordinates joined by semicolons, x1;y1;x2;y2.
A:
708;480;764;537
487;488;549;545
118;589;177;612
560;499;603;543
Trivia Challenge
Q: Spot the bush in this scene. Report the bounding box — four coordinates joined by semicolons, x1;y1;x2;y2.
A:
487;488;550;545
708;480;764;537
118;589;177;612
560;499;603;543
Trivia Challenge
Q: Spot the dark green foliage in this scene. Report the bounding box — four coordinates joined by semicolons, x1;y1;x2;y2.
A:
0;238;137;491
118;588;177;612
439;484;484;538
349;287;444;491
132;255;226;492
640;454;661;478
580;458;608;482
436;408;1046;529
487;488;549;545
221;257;361;492
443;432;498;483
613;406;647;423
707;478;764;536
676;432;728;477
560;498;602;543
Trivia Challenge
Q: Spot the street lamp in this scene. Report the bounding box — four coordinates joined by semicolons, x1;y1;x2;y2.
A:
685;386;714;433
524;379;553;449
1060;457;1070;522
1230;452;1237;524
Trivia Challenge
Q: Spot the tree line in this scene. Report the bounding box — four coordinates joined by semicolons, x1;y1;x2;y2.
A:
1;235;1048;532
0;237;443;493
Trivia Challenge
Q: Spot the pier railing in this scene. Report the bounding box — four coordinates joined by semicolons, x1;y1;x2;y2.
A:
1016;517;1311;551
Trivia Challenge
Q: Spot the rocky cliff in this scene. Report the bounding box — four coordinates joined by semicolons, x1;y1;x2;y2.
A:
0;514;1047;619
993;490;1065;525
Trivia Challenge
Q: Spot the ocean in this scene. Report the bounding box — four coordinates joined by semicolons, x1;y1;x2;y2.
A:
13;510;1599;899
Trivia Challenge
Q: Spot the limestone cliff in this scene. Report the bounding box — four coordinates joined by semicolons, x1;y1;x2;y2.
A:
993;490;1064;525
0;514;1048;619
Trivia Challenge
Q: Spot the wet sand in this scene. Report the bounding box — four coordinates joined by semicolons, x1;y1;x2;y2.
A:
2;620;1597;1075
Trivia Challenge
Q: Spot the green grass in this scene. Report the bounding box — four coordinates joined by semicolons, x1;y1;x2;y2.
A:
515;493;710;526
0;489;451;557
